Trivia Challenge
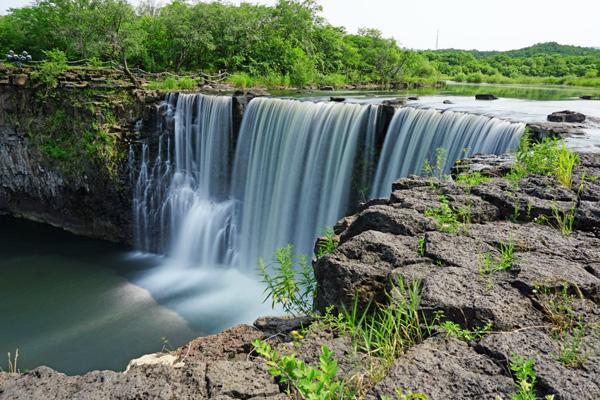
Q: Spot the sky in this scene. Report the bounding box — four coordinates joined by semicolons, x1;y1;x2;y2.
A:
2;0;599;51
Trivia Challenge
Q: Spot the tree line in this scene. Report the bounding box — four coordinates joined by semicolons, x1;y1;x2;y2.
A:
1;0;599;88
0;0;438;87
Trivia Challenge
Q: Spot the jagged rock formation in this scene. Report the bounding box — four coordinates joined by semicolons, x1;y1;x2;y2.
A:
315;153;600;399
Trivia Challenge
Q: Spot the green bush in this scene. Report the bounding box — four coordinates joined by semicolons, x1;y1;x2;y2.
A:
253;340;346;400
259;244;316;316
228;72;255;90
31;49;68;88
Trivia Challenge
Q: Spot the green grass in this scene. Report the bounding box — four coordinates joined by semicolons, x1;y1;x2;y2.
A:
455;171;492;187
551;203;576;235
479;238;515;276
146;76;198;91
342;279;436;366
509;133;580;188
416;236;426;257
424;195;464;234
316;227;337;259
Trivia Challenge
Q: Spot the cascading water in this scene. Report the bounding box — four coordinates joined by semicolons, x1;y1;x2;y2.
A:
130;94;525;332
231;98;378;265
133;93;236;267
370;107;525;198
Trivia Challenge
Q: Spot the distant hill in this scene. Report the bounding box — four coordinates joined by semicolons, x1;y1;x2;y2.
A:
472;42;600;58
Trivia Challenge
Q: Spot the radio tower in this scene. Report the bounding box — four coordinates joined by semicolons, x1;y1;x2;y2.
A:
436;29;440;50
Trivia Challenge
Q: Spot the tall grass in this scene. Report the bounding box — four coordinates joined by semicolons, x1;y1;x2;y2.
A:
511;133;580;188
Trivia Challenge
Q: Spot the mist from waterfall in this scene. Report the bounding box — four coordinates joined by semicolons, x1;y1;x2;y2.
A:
370;107;525;198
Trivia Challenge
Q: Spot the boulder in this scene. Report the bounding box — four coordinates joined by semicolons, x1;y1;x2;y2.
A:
382;98;407;107
443;99;454;104
329;96;345;102
547;110;586;123
475;94;498;100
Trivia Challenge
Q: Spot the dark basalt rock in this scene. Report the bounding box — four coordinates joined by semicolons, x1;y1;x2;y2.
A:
368;337;515;400
443;99;453;104
547;110;586;123
329;96;345;102
314;152;600;399
408;96;419;100
580;95;593;100
476;330;600;399
475;93;498;100
382;98;407;107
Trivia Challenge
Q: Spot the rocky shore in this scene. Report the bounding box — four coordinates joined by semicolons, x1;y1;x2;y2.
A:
2;151;599;400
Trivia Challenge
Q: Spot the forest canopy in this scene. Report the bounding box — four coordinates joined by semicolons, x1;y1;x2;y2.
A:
1;0;600;88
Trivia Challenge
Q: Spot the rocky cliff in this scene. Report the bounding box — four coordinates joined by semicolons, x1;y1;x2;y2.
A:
0;66;161;242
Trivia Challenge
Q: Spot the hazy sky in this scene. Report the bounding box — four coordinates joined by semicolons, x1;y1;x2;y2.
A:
2;0;599;51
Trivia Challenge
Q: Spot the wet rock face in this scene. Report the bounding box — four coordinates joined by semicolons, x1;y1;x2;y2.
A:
315;153;600;399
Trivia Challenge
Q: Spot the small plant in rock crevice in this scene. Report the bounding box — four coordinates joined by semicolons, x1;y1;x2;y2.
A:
508;354;540;400
455;171;492;187
316;227;338;259
416;236;426;257
6;349;19;374
439;320;493;342
533;284;580;333
381;389;430;400
424;195;464;234
479;238;515;276
554;324;588;368
551;203;576;236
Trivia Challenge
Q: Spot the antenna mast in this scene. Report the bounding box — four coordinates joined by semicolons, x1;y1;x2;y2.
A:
436;29;439;50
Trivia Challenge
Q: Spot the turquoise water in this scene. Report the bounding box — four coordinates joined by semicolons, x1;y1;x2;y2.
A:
0;216;198;375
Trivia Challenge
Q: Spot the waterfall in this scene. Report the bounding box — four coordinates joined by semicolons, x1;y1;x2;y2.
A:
133;96;525;271
231;98;376;265
370;107;525;198
133;93;236;267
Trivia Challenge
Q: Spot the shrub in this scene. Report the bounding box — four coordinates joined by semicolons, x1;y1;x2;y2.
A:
253;340;346;400
259;244;316;316
31;49;68;88
228;72;255;90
